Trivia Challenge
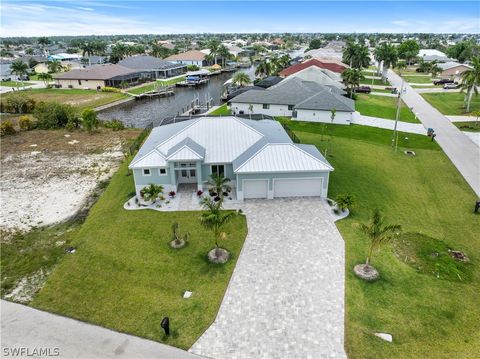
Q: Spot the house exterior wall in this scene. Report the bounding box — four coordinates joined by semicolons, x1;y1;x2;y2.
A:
56;78;106;89
441;65;471;77
133;167;175;197
294;109;352;124
236;171;330;200
230;102;294;117
200;163;236;188
171;59;205;66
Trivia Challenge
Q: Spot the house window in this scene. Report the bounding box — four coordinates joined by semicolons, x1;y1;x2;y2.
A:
143;168;151;176
159;168;167;176
211;165;225;176
262;104;270;109
288;105;294;111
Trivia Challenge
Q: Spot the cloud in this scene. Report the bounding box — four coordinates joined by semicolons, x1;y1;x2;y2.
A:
391;20;410;27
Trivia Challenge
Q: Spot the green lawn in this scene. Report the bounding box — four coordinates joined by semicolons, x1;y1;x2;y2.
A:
454;121;480;132
421;93;480;115
356;94;418;123
128;77;186;95
1;81;34;87
280;119;479;358
360;78;390;86
1;88;128;111
31;160;248;349
402;75;433;84
209;103;231;116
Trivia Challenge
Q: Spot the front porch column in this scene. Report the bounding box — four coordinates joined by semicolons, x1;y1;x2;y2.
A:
196;162;203;191
169;162;176;190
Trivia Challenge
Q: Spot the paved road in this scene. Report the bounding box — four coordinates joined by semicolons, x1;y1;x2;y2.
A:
388;70;480;197
1;300;202;359
190;198;346;359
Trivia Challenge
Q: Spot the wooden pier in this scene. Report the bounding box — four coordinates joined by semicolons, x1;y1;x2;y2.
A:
130;85;175;99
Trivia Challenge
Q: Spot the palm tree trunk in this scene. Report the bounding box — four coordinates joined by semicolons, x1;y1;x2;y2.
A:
466;87;474;112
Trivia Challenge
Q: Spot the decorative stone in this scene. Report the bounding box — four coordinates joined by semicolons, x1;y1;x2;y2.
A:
183;291;192;299
169;239;186;249
404;150;416;156
374;333;393;342
208;248;229;264
354;264;379;281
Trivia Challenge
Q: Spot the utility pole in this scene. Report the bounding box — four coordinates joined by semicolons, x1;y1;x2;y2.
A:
392;78;405;152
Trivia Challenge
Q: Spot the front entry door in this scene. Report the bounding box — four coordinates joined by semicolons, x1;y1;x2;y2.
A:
179;169;197;183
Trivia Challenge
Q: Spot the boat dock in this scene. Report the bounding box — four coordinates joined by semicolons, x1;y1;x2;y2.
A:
128;85;175;99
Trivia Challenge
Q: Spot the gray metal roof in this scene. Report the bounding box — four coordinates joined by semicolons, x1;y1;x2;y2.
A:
166;137;205;158
119;55;185;71
295;91;355;112
296;144;332;168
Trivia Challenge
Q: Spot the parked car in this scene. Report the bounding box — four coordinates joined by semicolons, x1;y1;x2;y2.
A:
443;83;459;90
433;78;455;85
353;86;371;94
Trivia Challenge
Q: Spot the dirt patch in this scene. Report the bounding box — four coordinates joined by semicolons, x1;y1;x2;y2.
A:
1;128;140;231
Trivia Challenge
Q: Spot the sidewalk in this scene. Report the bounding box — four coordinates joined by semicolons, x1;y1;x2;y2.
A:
352;112;426;135
1;300;202;359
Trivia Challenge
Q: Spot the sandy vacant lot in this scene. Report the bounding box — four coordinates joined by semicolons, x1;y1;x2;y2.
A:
1;128;140;231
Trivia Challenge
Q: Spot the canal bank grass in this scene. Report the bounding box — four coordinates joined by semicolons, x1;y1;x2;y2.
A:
209;103;231;115
355;94;418;123
421;92;480;115
31;160;248;350
128;77;186;95
0;88;128;111
282;119;479;359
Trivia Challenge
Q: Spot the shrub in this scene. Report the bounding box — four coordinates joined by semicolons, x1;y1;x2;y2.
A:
169;191;176;198
34;102;79;129
140;183;164;202
101;86;121;93
0;121;15;136
18;116;34;131
335;193;355;212
197;190;203;196
103;119;125;131
187;64;200;71
5;93;36;113
81;108;99;133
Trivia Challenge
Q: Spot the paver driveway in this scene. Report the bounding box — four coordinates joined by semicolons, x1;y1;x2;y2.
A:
190;198;346;359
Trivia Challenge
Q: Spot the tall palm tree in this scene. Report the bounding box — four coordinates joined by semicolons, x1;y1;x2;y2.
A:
37;72;53;87
350;44;371;69
343;42;358;68
255;60;272;78
341;68;364;98
460;56;480;112
217;44;231;67
47;60;63;74
429;61;442;79
232;72;251;87
358;209;402;266
10;60;29;89
207;38;221;65
81;42;94;57
374;43;398;80
199;196;236;250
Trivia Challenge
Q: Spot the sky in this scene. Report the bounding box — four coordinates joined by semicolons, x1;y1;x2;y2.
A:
0;1;479;37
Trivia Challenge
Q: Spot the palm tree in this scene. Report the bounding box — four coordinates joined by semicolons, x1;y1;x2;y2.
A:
37;36;50;56
199;197;236;260
395;60;407;75
207;38;221;65
10;60;29;89
232;72;251;87
460;56;480;112
343;42;358;68
47;60;63;74
207;173;232;197
341;68;364;98
429;61;442;79
374;43;398;80
358;209;402;266
255;60;271;78
38;72;53;87
217;44;231;67
81;42;94;57
343;43;370;69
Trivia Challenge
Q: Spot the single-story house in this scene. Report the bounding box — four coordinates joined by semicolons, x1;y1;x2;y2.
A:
0;61;16;81
229;77;354;124
83;55;107;66
164;50;207;67
279;58;347;78
54;64;142;89
118;55;187;79
129;116;333;200
304;48;343;61
418;49;448;59
286;66;343;89
421;54;453;63
438;62;472;77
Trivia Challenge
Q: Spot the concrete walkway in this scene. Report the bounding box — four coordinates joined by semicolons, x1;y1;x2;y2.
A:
446;115;477;122
415;87;460;93
352;112;427;135
1;300;202;359
388;69;480;197
190;198;346;359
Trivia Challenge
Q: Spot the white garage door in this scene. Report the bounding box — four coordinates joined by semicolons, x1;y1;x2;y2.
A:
273;178;323;198
243;179;268;199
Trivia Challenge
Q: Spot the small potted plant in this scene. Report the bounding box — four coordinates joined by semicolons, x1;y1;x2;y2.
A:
197;190;203;197
169;190;176;198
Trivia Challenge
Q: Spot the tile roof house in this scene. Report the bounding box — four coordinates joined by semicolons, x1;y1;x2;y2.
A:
129;116;333;200
438;62;472;77
54;64;142;89
164;50;207;67
229;77;354;124
279;58;347;77
118;55;186;79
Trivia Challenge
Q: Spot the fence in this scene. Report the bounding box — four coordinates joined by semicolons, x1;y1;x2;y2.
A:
126;122;153;156
281;122;300;144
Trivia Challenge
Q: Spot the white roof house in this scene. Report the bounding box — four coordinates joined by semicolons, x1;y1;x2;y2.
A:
129;116;333;200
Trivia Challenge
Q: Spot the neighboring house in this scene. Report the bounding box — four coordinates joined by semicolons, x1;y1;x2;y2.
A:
0;61;17;81
54;64;142;89
83;55;107;66
438;62;472;78
129;116;333;200
229;77;354;124
418;49;448;59
119;55;187;79
164;50;207;66
286;66;343;89
304;48;343;60
255;76;283;88
279;58;347;78
33;63;49;74
48;53;82;62
421;54;453;63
